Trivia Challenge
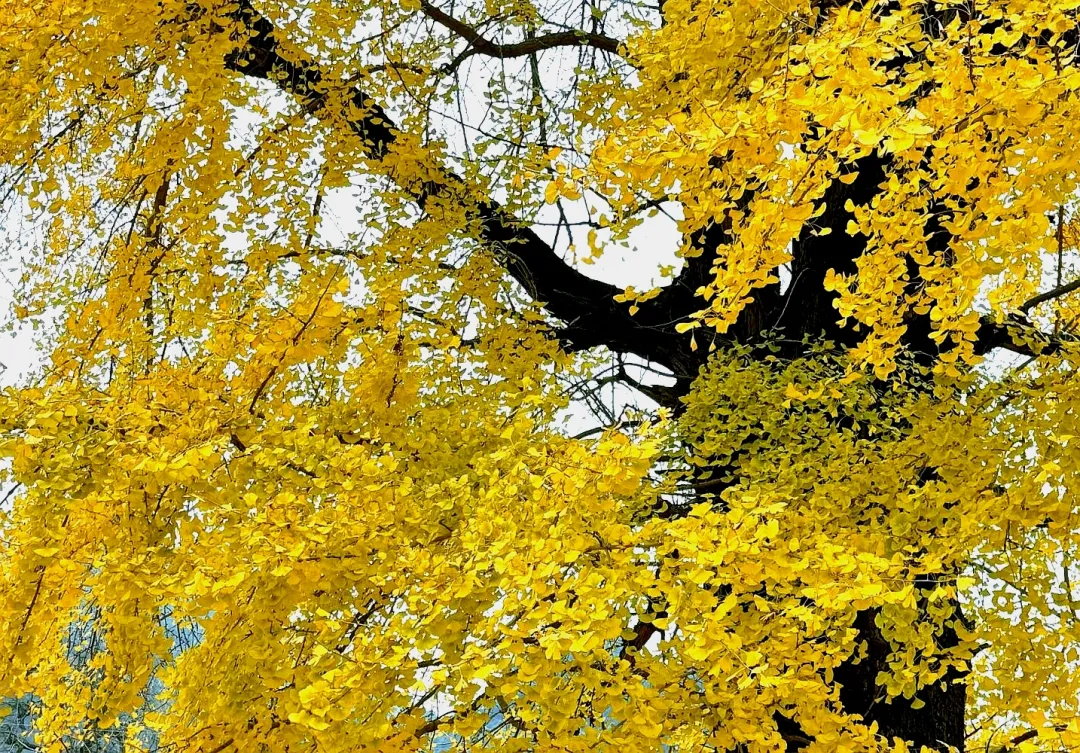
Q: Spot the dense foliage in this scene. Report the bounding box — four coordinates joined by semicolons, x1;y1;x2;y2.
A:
4;0;1080;751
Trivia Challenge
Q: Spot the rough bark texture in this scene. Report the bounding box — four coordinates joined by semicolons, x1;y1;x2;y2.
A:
834;609;967;751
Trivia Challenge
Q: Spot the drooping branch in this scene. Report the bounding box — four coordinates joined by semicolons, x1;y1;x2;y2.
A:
415;0;624;72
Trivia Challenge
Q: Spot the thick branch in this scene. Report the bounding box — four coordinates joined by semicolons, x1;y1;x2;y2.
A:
973;279;1080;356
975;314;1079;358
217;0;689;365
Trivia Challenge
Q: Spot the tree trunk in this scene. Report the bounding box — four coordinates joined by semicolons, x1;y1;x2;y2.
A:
667;149;970;751
834;609;967;752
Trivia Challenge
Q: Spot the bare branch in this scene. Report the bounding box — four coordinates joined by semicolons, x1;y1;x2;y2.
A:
1019;277;1080;313
415;0;624;73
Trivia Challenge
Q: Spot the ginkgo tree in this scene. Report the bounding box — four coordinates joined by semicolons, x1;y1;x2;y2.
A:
4;0;1080;751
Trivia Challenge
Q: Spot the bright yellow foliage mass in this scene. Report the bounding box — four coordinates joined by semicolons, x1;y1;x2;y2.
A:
3;0;1080;751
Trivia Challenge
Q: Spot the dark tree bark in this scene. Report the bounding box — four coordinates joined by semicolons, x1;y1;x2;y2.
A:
835;607;967;752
